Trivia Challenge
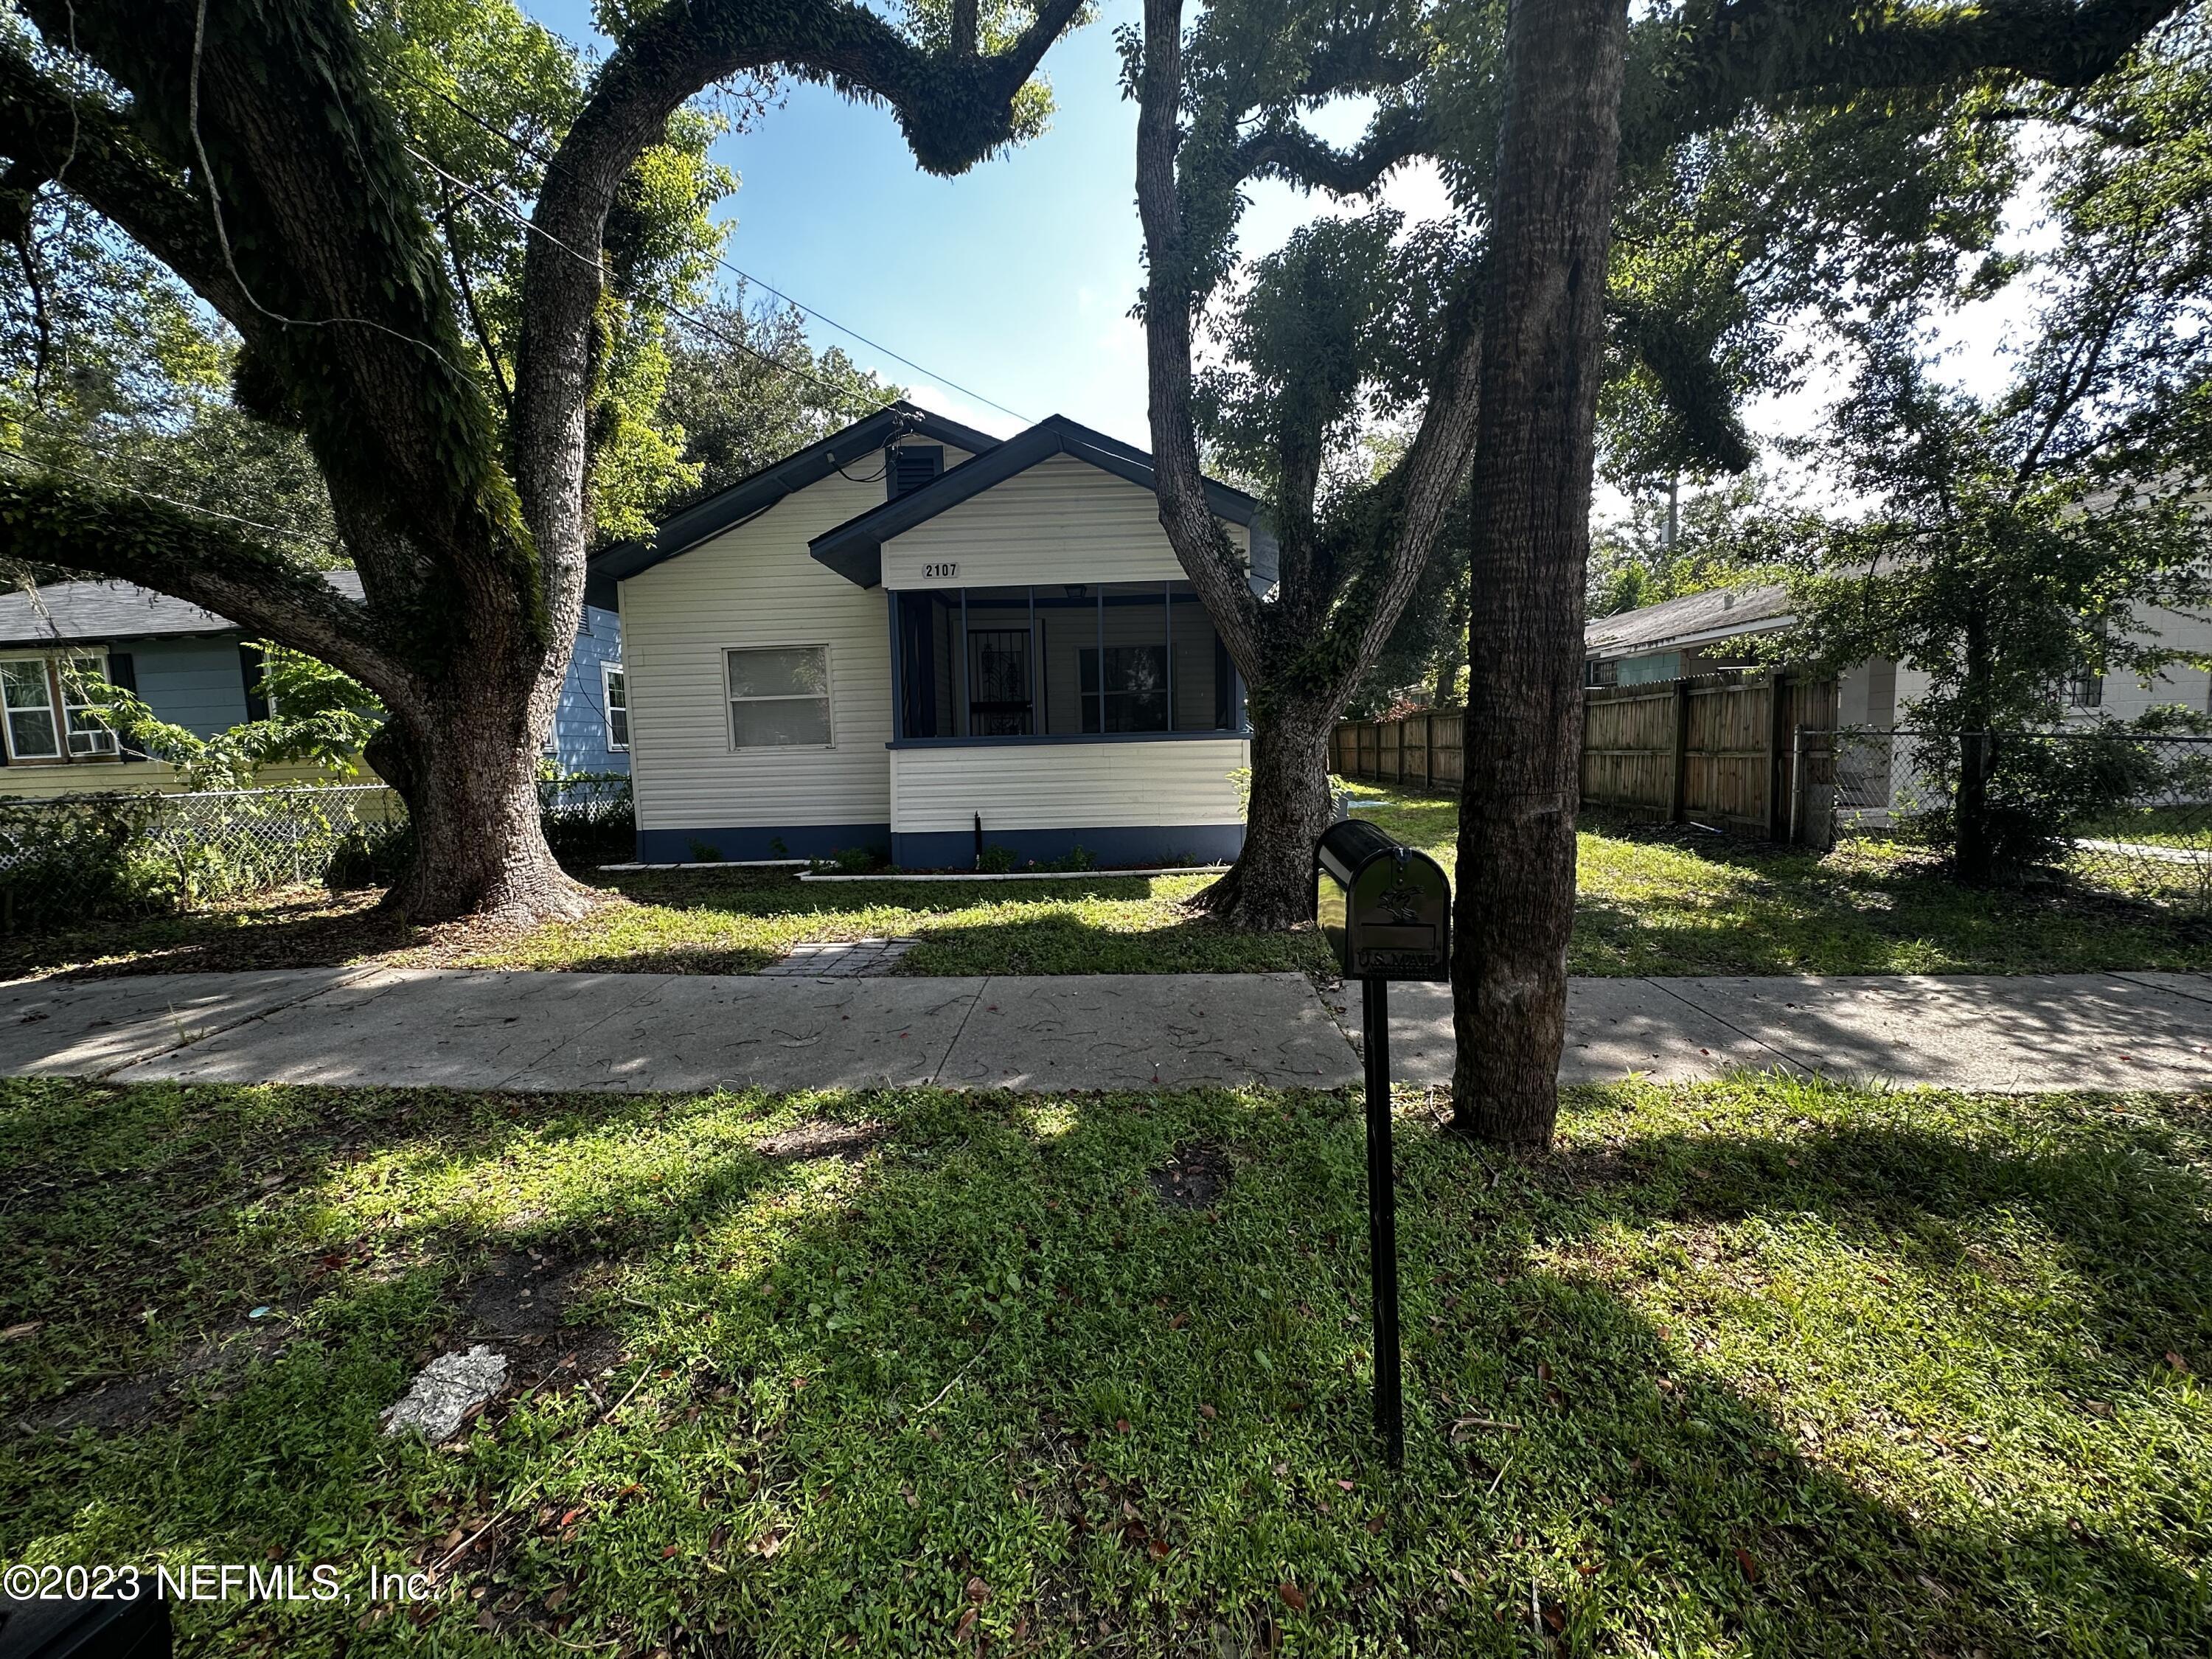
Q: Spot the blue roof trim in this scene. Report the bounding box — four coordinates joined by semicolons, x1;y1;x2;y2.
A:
806;415;1265;589
585;402;1003;607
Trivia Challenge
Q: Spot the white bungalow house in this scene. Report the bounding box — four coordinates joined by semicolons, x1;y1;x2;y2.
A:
586;403;1273;868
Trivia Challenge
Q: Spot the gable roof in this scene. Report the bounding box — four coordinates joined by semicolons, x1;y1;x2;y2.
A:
807;414;1265;588
585;401;1004;607
0;571;365;651
1584;582;1792;661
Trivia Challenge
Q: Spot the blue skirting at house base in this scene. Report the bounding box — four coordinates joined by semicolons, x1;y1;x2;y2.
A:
634;824;891;863
889;823;1245;872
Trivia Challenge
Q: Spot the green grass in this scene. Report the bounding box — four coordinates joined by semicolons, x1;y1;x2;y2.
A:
4;1074;2209;1653
478;868;1326;977
1354;787;2210;977
4;787;2205;981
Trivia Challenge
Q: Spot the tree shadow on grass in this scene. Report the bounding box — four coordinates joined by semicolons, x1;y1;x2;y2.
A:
2;1077;2208;1653
543;872;1321;977
0;888;414;981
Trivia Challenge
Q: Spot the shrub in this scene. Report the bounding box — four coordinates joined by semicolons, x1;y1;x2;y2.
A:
0;793;177;933
1916;723;2175;873
977;845;1018;874
1051;844;1098;872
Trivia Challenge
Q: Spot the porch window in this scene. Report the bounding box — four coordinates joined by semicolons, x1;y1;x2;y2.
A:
728;645;832;748
893;582;1239;740
602;664;629;751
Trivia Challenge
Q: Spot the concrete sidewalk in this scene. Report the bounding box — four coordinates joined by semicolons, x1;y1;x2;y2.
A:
0;966;2207;1096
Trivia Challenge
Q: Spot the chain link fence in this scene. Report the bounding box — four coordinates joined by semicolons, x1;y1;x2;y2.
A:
1804;727;2212;911
0;772;636;933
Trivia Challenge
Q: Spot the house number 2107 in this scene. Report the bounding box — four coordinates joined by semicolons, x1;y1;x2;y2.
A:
922;561;959;580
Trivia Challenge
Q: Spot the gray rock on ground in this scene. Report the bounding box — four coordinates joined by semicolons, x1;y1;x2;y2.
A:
381;1344;508;1440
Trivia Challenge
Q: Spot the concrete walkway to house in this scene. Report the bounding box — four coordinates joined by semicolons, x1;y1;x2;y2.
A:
1;965;2209;1096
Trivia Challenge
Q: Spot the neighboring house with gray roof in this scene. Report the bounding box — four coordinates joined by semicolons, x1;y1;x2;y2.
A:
0;573;627;796
1586;580;2212;732
1582;583;1794;687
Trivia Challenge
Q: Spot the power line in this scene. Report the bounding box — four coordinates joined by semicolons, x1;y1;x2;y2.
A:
409;145;920;421
387;60;1034;425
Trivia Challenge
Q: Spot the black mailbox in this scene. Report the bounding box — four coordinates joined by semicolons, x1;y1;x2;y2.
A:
1312;818;1452;1471
1315;820;1451;981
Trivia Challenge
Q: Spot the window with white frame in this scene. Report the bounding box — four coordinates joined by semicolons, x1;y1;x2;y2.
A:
726;645;831;748
602;663;628;751
1;658;60;759
61;655;118;755
0;653;114;762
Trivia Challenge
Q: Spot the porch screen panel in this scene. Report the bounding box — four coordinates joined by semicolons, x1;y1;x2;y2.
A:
1037;584;1093;736
1167;584;1236;731
894;590;961;738
1085;583;1169;733
963;587;1034;735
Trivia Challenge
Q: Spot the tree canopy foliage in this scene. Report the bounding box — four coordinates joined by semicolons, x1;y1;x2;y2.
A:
1779;13;2212;730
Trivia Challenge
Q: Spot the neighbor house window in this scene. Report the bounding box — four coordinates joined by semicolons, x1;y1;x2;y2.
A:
62;656;117;755
727;645;831;748
1;653;114;762
1;658;60;759
602;664;628;751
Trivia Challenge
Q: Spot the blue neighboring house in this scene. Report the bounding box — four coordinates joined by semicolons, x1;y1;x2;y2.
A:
0;574;626;793
550;598;630;777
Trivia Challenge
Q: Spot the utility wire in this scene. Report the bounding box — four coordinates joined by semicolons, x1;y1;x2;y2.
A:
408;146;922;420
387;61;1034;425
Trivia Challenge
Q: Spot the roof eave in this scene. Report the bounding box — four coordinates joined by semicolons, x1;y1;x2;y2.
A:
1585;614;1795;661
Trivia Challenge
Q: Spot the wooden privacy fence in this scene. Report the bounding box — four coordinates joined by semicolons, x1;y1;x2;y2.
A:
1332;709;1466;790
1332;670;1838;846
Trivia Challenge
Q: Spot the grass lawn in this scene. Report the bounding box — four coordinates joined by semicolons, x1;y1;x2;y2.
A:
4;1073;2208;1653
1;785;2204;981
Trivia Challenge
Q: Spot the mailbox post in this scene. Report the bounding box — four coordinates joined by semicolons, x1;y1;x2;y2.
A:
1315;821;1450;1470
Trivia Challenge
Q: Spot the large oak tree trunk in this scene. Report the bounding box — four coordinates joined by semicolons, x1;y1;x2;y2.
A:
1191;699;1335;928
366;678;594;928
1450;0;1628;1152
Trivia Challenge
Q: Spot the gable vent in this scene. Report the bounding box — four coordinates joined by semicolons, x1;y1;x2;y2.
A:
891;445;945;499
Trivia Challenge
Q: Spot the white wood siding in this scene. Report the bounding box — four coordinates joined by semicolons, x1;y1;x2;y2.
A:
2085;603;2212;720
883;452;1248;591
890;737;1249;833
622;439;970;832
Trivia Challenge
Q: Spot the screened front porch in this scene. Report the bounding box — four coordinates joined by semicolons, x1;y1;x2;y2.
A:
888;581;1242;743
